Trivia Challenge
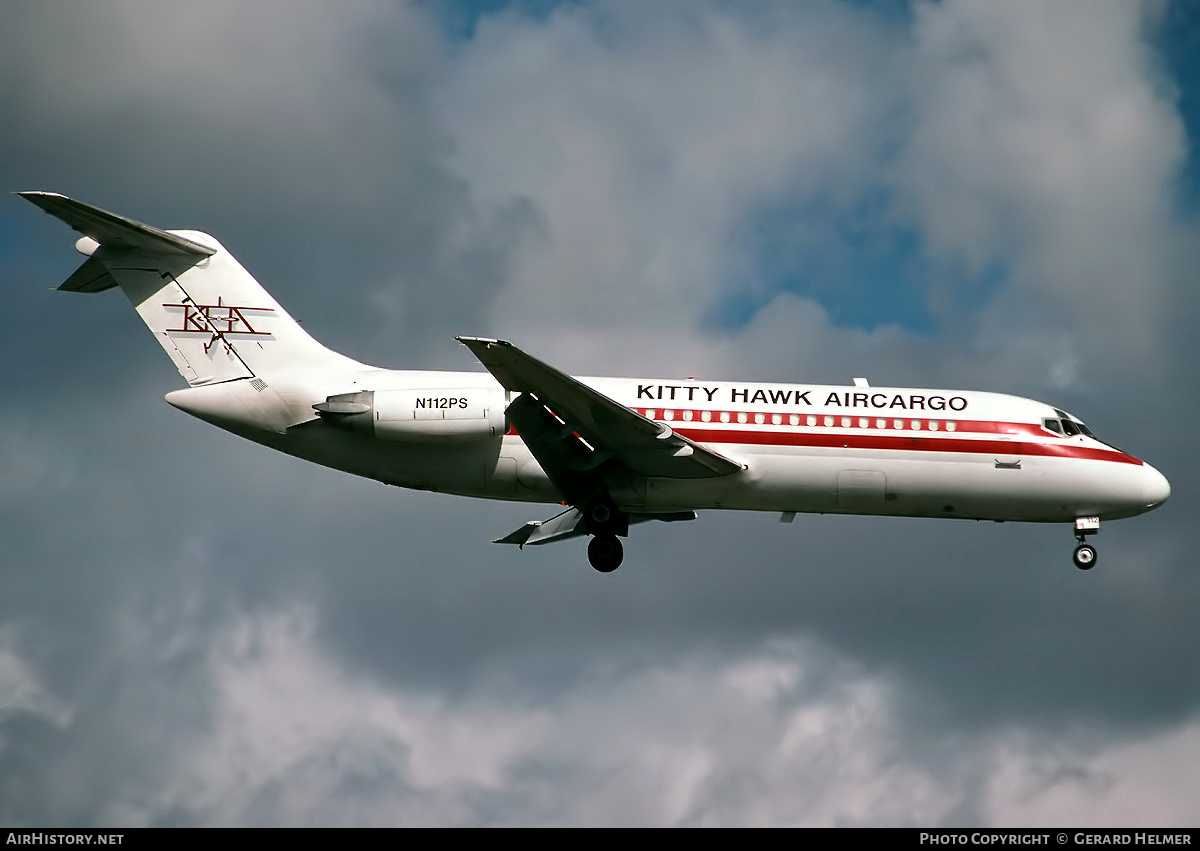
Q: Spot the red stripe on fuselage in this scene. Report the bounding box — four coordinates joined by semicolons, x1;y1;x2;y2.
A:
638;409;1043;437
502;406;1141;465
672;426;1143;465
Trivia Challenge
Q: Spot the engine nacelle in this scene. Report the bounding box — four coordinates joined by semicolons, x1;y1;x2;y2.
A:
315;388;506;443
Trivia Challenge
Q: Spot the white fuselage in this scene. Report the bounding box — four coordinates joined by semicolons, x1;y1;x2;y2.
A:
165;366;1170;525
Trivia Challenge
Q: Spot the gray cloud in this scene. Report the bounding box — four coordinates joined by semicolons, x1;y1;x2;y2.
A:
1;0;1198;828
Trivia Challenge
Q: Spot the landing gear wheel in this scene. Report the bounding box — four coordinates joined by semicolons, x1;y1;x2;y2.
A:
1073;543;1097;571
588;534;624;573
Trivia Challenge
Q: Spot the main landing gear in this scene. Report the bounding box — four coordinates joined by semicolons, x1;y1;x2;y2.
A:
1072;516;1100;570
584;495;627;573
588;534;624;573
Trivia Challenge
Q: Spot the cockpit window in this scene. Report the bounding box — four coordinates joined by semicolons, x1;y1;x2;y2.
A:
1053;408;1123;451
1042;418;1063;435
1054;409;1082;436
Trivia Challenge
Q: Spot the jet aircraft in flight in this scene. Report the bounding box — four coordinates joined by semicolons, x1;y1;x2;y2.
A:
21;192;1170;572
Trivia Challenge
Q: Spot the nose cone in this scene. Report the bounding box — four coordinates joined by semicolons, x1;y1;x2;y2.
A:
1142;463;1171;509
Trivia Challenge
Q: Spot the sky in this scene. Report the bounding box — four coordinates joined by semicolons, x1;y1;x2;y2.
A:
1;0;1198;828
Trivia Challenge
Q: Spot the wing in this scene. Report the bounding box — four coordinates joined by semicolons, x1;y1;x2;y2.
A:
457;337;742;487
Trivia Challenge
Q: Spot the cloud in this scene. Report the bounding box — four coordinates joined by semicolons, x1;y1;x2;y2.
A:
982;722;1200;827
164;611;956;827
438;2;905;361
2;0;1198;829
890;0;1187;379
0;636;71;730
14;606;1191;827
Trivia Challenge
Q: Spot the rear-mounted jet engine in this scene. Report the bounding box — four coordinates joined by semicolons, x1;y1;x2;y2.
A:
315;389;506;443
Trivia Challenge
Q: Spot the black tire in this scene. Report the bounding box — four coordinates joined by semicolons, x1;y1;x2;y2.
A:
1073;543;1097;570
588;534;624;573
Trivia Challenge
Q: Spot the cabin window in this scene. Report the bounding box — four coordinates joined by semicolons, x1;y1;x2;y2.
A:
755;413;765;424
720;411;730;423
737;412;748;424
894;419;904;430
947;421;957;432
645;409;655;420
683;410;693;421
664;410;674;421
858;417;869;429
911;420;922;430
790;414;800;426
772;413;782;425
839;416;850;428
876;418;886;429
824;416;835;427
808;415;817;427
701;410;711;422
928;420;939;431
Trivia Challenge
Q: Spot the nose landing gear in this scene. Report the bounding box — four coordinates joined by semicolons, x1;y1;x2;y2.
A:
1072;516;1100;570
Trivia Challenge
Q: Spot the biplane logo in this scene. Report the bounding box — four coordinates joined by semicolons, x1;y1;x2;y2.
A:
163;296;274;353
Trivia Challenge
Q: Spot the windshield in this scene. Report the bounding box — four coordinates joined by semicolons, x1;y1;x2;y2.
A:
1053;408;1123;452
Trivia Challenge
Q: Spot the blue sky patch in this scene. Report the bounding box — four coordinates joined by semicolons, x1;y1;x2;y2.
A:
424;0;576;41
1155;0;1200;212
706;188;940;336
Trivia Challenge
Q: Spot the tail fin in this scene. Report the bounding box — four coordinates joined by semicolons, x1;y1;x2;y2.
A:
21;191;363;385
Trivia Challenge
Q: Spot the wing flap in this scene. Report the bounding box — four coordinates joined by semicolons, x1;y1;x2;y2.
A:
494;508;698;548
496;507;587;547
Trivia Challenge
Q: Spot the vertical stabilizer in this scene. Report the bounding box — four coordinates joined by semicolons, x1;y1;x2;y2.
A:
21;192;363;385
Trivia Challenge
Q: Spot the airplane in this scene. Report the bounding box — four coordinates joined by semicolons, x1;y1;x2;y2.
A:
20;191;1170;573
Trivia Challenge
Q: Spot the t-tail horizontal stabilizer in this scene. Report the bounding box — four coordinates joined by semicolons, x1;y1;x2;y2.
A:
21;191;217;295
19;191;216;259
20;191;365;386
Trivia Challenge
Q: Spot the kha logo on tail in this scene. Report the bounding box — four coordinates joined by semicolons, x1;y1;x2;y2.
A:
163;296;274;353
